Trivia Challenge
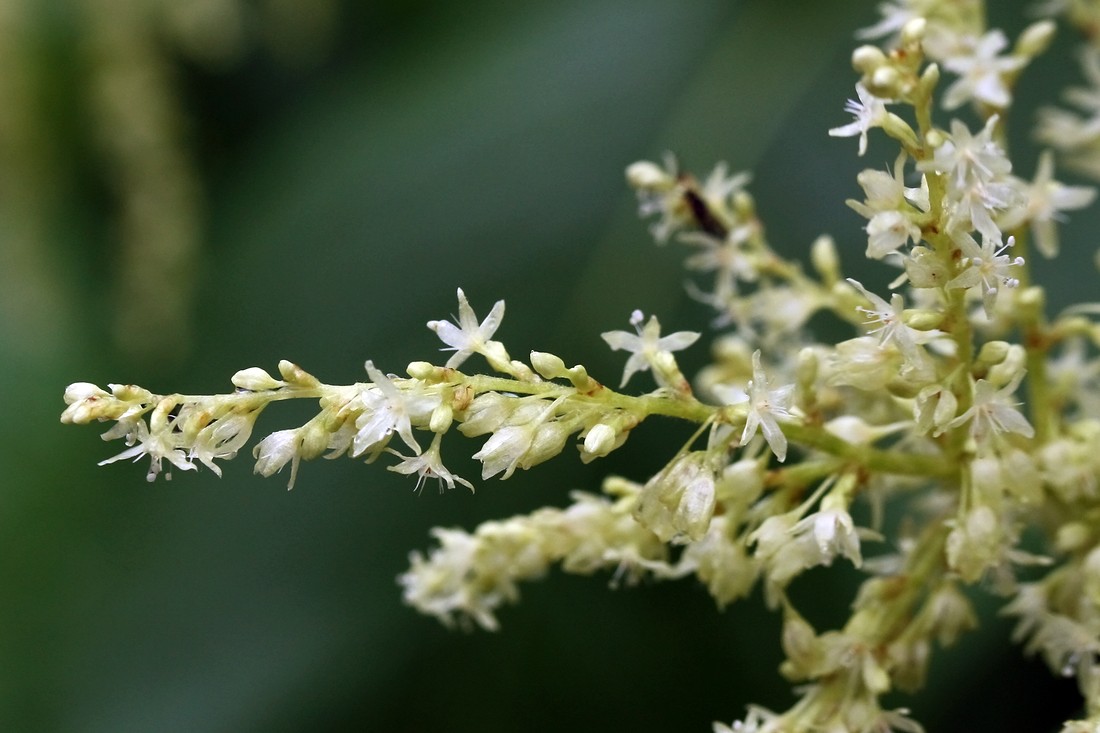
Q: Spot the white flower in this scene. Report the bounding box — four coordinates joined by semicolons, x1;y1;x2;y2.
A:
633;452;717;543
188;410;260;477
601;310;700;388
828;336;903;390
790;508;866;568
941;30;1025;110
914;385;959;436
946;231;1024;317
847;278;929;359
98;416;196;482
947;374;1035;446
998;150;1096;258
724;351;795;462
352;361;422;457
471;399;568;480
427;288;506;369
680;226;758;300
856;0;918;40
944;505;1004;581
829;83;889;155
252;428;303;488
847;155;928;259
387;433;473;492
919;116;1010;191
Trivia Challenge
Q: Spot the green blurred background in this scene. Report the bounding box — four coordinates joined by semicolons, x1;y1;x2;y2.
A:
2;0;1094;730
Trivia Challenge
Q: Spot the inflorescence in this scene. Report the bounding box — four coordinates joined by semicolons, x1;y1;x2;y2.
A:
61;2;1100;731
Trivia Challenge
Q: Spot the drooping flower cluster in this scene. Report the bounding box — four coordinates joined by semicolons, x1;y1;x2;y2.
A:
60;1;1100;732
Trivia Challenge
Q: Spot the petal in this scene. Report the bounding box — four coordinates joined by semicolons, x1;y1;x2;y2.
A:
759;415;788;462
479;299;506;339
657;331;701;351
601;330;641;351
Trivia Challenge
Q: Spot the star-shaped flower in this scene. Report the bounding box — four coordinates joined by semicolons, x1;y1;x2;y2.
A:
942;30;1026;110
999;150;1097;258
427;288;506;369
947;374;1035;447
601;310;700;388
946;230;1025;317
388;433;473;492
829;83;890;156
718;351;795;462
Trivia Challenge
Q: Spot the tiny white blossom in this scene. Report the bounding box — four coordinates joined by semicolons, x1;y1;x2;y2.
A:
830;83;890;156
427;288;506;369
790;507;866;568
601;310;700;388
919;116;1010;191
627;157;749;243
188;410;259;477
387;433;473;492
252;428;303;488
847;278;931;359
847;155;928;259
941;30;1025;110
998;151;1097;258
731;351;795;462
947;374;1035;446
471;399;568;480
856;0;917;40
946;231;1025;317
99;417;196;482
634;452;717;543
352;361;422;457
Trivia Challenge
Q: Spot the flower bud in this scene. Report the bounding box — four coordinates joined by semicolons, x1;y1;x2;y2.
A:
810;235;840;284
430;402;454;433
253;429;302;487
566;364;599;393
231;367;284;391
519;422;572;470
299;420;330;460
406;361;437;380
902;309;942;332
851;45;886;74
1016;20;1056;58
530;351;567;380
918;63;940;97
280;360;321;388
625;160;669;190
582;423;617;458
870;66;899;96
976;340;1010;368
634;452;717;543
901;17;926;45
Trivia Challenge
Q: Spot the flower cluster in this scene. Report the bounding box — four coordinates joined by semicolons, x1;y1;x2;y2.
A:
60;1;1100;731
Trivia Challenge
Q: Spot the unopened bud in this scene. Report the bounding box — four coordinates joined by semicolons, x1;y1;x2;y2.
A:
976;340;1011;367
231;367;284;391
626;161;669;190
530;351;567;380
870;66;899;95
583;423;617;458
406;361;437;380
1016;20;1056;58
852;45;886;74
918;63;940;96
279;360;321;389
904;309;944;331
901;17;926;45
810;235;840;284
